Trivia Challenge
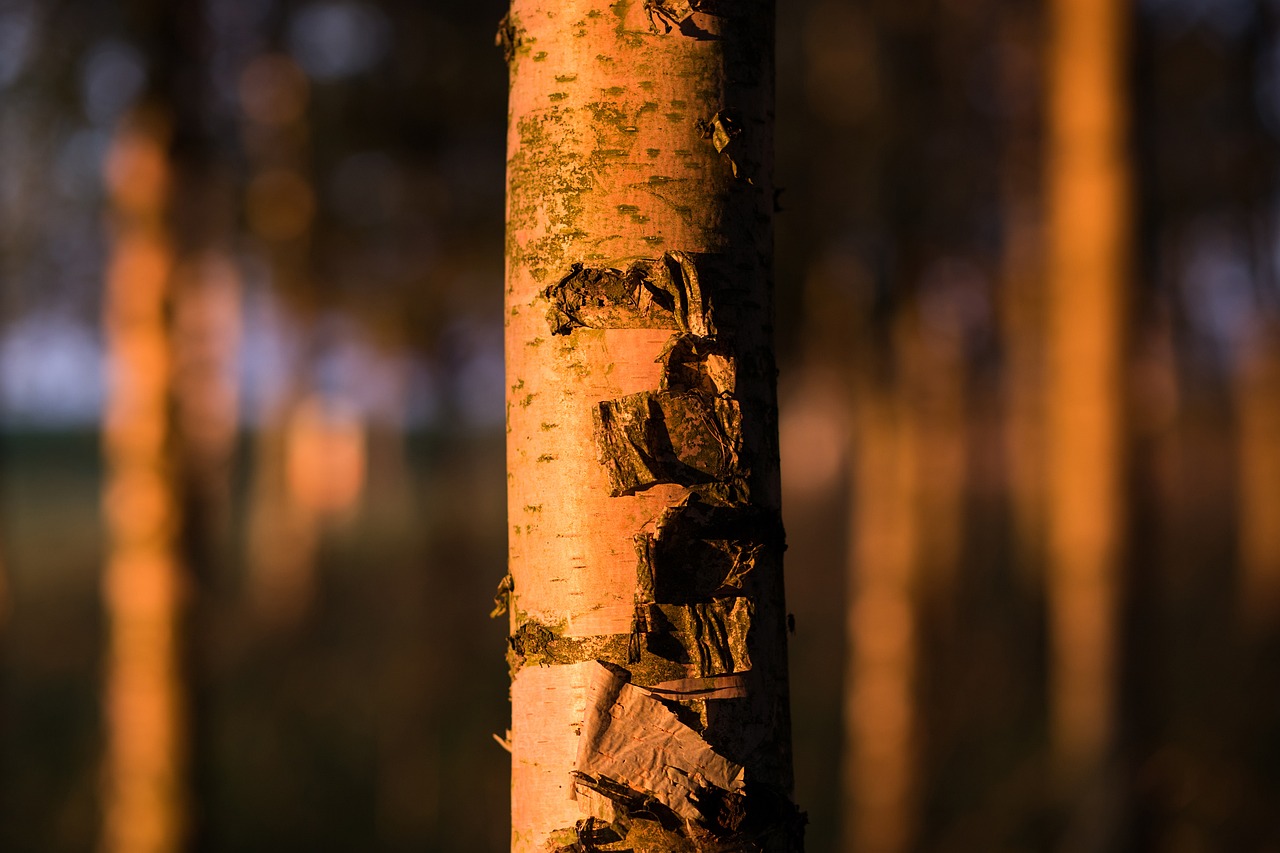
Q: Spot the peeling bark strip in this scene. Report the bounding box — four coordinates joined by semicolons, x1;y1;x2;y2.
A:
506;602;749;681
595;390;741;496
594;321;745;497
503;0;796;849
575;662;744;823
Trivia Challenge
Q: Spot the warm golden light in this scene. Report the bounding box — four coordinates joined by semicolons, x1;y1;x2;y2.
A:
1045;0;1128;802
286;396;367;516
100;109;187;853
846;368;919;853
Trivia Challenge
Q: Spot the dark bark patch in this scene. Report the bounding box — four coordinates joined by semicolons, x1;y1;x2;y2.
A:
545;262;678;335
690;782;808;852
507;620;557;667
544;252;714;337
506;621;688;683
638;497;782;603
549;816;631;853
594;391;741;496
653;599;753;677
643;0;695;31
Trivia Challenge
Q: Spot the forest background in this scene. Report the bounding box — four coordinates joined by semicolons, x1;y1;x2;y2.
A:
3;0;1279;851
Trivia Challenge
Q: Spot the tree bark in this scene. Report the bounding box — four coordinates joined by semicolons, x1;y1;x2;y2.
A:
501;2;800;850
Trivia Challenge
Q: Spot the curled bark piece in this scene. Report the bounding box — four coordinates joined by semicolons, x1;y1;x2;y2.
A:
574;661;744;823
661;251;714;338
491;573;514;618
696;111;751;182
543;253;715;338
594;390;741;496
495;12;523;64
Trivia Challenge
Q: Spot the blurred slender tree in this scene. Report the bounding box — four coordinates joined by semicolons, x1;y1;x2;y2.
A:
844;324;920;853
1237;324;1280;625
101;3;238;850
501;1;800;849
101;102;189;853
1044;0;1129;847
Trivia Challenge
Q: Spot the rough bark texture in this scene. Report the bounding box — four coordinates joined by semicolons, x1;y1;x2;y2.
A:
501;2;800;850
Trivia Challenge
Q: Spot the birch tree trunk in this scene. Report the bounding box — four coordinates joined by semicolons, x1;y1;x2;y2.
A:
500;2;801;850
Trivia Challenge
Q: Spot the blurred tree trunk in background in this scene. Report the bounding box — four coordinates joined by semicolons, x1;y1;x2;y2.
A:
997;6;1046;590
236;53;327;629
501;1;801;849
1236;324;1280;627
101;3;239;850
101;106;188;853
843;301;969;853
1044;0;1129;846
843;326;919;853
